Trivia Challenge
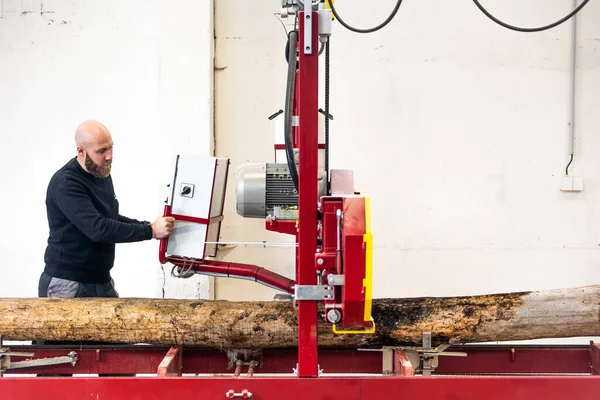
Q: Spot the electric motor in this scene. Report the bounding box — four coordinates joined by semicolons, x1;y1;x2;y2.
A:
236;163;299;219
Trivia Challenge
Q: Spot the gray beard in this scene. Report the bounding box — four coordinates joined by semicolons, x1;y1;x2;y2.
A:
85;154;111;178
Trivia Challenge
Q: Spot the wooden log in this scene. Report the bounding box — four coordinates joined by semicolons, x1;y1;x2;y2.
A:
0;285;598;348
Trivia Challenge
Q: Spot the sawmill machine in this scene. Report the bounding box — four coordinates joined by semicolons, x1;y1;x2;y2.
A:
159;0;375;377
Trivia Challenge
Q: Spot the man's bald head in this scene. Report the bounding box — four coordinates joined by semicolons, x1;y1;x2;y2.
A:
75;120;111;148
75;120;114;178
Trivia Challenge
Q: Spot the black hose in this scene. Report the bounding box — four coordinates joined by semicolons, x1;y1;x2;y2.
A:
472;0;590;33
325;38;330;195
329;0;403;34
285;31;300;192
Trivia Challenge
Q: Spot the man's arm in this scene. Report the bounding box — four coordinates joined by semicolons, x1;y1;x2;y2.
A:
53;182;153;243
117;215;149;225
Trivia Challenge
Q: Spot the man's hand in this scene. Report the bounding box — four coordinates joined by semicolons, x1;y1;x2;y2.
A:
151;216;176;239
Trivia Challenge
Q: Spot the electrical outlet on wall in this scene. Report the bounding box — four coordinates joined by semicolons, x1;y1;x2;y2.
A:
560;176;584;192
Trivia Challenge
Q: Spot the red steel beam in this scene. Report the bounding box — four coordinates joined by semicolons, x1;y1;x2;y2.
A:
157;346;182;377
394;350;414;377
2;376;600;400
591;341;600;375
438;345;593;375
3;345;596;376
296;10;320;377
3;347;383;375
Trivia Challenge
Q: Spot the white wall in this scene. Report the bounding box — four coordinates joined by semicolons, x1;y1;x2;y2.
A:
213;0;600;335
326;0;600;299
2;0;599;348
0;0;214;299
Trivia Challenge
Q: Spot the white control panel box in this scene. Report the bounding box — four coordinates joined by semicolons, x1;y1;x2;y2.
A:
165;155;229;261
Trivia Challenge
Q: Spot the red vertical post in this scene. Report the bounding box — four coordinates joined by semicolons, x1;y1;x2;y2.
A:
297;11;319;378
293;71;300;149
158;204;172;264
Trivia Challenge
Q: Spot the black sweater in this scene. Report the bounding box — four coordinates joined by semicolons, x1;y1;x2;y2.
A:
43;158;153;283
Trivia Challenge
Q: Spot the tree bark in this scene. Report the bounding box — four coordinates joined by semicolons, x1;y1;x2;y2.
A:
0;285;598;349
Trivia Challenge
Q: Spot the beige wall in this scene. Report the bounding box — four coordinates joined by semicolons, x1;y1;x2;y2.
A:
213;0;600;311
213;1;293;300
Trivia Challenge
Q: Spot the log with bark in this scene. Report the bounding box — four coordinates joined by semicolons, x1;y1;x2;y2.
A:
0;285;598;349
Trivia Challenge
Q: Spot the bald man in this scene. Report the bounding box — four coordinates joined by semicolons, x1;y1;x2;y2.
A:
38;120;175;299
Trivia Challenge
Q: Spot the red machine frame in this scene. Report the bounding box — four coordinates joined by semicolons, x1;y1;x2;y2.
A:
2;343;600;399
2;7;600;400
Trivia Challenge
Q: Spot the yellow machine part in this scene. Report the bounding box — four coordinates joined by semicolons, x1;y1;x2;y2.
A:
325;0;335;19
332;196;376;335
363;196;373;323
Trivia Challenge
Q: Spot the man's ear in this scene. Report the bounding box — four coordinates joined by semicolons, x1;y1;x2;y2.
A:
77;145;86;157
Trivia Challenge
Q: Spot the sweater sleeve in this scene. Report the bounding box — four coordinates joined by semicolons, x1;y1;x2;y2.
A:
53;182;153;244
118;214;150;225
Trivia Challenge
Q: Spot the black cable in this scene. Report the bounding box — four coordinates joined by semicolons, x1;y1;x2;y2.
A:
566;154;574;176
285;33;290;64
329;0;403;34
325;38;330;195
274;13;288;36
472;0;590;33
284;30;300;191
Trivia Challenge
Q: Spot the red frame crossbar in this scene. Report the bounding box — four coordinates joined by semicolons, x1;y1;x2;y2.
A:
2;344;600;399
2;376;600;400
2;343;599;376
